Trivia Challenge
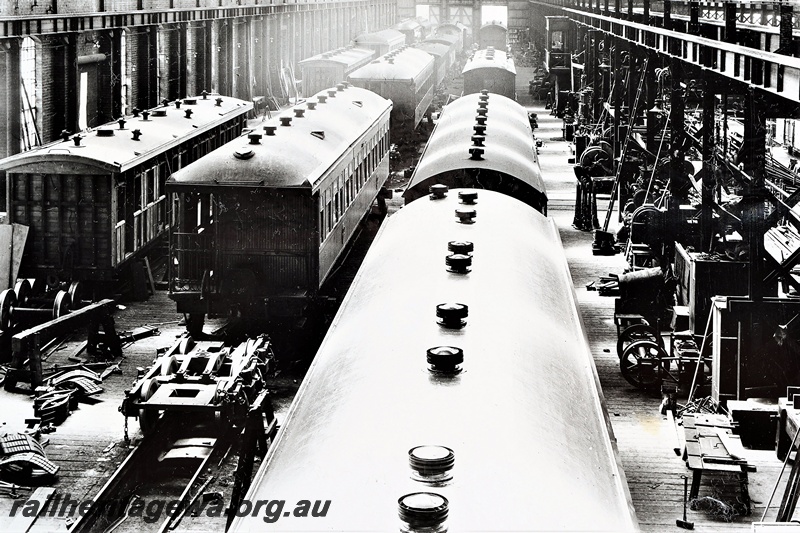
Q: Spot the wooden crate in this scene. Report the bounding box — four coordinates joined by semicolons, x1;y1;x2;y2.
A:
675;242;749;335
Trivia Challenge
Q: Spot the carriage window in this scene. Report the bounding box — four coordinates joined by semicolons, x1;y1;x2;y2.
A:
320;199;325;243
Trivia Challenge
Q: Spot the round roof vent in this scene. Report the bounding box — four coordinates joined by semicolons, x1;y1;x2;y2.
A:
429;184;448;200
456;207;477;224
409;445;455;482
234;147;255;160
469;148;485;161
398;493;448;532
458;190;478;204
448;240;474;254
436;303;468;329
446;254;472;274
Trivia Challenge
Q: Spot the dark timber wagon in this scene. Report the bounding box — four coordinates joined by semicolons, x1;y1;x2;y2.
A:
166;85;392;333
0;95;252;296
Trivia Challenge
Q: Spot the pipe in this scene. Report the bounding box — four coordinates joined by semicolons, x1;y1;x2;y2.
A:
77;53;107;65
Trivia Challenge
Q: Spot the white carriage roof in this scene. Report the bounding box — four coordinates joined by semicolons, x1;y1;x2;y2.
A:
0;95;252;174
348;47;435;82
354;29;406;47
167;86;391;191
229;189;637;532
462;48;516;74
404;92;546;200
299;46;376;69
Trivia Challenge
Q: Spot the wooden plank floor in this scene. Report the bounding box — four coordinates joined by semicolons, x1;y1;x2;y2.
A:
517;68;790;531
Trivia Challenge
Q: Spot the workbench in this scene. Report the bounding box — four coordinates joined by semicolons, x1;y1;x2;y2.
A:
777;397;800;461
683;413;755;515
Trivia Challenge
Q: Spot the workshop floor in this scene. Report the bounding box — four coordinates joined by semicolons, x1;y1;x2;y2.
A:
520;69;792;531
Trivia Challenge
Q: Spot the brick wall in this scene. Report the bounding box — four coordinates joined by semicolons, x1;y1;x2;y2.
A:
4;0;99;16
39;36;65;144
107;1;140;12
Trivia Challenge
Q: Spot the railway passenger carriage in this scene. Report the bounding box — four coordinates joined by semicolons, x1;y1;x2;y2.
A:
479;22;508;50
436;21;470;52
299;46;376;97
166;86;392;332
412;40;453;88
462;47;517;100
404;91;547;213
353;29;406;56
229;189;637;532
0;95;252;291
392;18;424;44
348;47;435;130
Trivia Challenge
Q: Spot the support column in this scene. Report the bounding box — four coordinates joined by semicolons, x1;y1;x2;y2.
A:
643;53;657;154
667;58;686;261
65;33;79;134
611;38;625;160
701;80;715;252
743;88;767;300
111;29;123;119
724;2;737;45
779;3;793;55
590;30;601;123
0;39;22;159
689;1;700;35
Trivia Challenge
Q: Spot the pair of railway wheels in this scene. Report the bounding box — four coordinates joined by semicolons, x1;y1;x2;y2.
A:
617;324;669;389
0;280;85;331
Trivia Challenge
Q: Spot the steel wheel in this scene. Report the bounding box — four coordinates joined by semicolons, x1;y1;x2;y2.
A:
159;355;180;376
138;378;161;436
620;340;669;389
617;323;663;359
0;289;16;331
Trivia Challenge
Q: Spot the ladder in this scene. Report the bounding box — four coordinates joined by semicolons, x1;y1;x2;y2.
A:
602;56;649;232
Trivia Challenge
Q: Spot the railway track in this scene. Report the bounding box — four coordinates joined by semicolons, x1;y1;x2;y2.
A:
70;407;277;533
68;333;279;533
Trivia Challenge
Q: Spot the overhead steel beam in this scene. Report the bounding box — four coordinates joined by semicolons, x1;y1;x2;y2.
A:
0;1;386;39
563;7;800;107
